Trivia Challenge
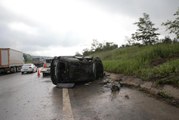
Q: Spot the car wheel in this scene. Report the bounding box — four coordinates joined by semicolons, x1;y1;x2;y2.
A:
14;67;17;73
10;67;14;73
21;72;24;74
50;59;58;85
94;57;104;79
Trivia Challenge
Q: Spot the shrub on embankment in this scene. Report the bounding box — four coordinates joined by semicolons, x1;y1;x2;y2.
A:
91;43;179;86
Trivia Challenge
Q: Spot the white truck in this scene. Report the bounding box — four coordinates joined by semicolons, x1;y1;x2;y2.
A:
0;48;24;73
41;58;52;77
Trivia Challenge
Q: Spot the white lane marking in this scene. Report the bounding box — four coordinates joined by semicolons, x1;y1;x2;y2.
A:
63;88;74;120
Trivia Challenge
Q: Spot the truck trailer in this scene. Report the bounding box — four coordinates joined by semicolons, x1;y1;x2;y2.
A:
0;48;24;73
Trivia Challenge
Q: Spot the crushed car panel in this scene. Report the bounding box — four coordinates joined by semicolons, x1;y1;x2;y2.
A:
50;56;104;85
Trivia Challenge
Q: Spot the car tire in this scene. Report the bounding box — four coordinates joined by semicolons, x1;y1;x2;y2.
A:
10;67;14;73
14;67;17;73
21;72;24;74
94;57;104;79
50;59;58;85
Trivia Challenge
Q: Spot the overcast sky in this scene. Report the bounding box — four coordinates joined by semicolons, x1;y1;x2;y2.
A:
0;0;178;56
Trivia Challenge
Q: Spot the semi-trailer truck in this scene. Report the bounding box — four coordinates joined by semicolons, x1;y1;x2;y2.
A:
0;48;24;73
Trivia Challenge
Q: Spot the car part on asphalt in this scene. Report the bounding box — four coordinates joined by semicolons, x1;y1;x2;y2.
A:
50;56;104;85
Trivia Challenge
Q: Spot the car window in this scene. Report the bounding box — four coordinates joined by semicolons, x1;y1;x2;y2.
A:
23;64;32;66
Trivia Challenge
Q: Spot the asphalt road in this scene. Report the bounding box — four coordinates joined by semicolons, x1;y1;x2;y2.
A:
0;72;179;120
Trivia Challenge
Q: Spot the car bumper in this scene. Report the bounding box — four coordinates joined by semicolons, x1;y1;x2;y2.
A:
41;68;50;74
42;71;50;74
21;69;33;72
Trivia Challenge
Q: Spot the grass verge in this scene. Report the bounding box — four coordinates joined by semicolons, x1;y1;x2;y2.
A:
91;43;179;86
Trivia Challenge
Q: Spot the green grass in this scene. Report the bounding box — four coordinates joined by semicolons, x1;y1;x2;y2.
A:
158;91;173;99
91;43;179;86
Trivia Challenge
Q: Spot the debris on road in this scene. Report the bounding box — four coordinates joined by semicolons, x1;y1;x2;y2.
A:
85;82;92;86
111;84;120;92
125;95;129;99
102;77;121;92
111;81;121;92
101;78;111;84
106;72;179;107
103;83;112;88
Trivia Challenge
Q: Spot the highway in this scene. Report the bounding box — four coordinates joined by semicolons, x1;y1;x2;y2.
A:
0;72;179;120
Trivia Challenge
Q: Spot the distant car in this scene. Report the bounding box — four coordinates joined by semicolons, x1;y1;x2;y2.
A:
41;59;52;77
21;64;37;74
50;56;104;85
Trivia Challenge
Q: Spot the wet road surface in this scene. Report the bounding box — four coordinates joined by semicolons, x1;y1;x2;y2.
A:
0;73;62;120
0;73;179;120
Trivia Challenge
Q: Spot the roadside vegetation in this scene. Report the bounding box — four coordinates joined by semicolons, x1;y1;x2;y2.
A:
23;53;33;63
83;9;179;86
92;43;179;86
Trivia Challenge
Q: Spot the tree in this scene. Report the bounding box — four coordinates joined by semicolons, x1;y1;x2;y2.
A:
102;42;118;50
91;39;118;52
125;36;137;46
83;48;93;56
83;40;118;56
91;39;99;51
132;13;160;45
95;43;103;52
75;52;82;56
161;36;172;44
23;53;32;63
162;9;179;40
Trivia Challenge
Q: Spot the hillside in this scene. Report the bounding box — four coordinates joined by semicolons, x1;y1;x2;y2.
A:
91;43;179;86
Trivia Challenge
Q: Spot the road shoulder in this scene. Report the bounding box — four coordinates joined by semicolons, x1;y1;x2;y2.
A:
106;72;179;107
